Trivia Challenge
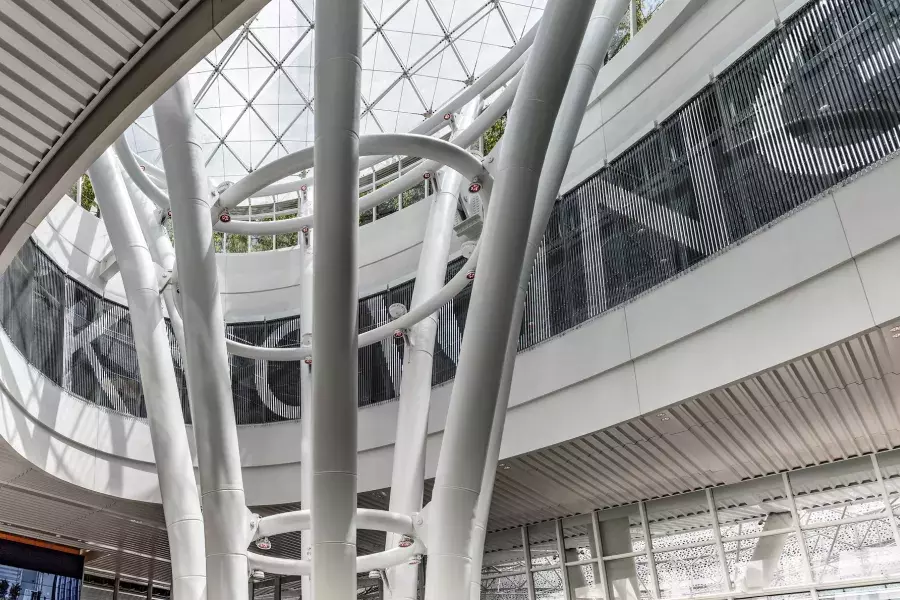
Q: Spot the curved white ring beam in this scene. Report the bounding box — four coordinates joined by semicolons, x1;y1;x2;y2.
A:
215;133;491;219
115;137;170;210
134;153;169;188
114;75;518;232
254;509;415;541
224;240;481;361
247;540;425;576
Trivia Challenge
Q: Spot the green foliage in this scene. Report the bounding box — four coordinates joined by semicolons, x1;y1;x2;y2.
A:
250;213;275;252
376;196;399;218
275;212;299;249
68;175;98;215
225;234;249;253
401;183;425;208
609;0;655;59
482;114;507;155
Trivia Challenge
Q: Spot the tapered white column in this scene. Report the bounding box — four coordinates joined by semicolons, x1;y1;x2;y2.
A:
299;187;314;600
384;99;481;600
467;3;629;597
154;79;249;600
424;2;594;599
89;149;206;600
119;164;190;376
311;1;362;599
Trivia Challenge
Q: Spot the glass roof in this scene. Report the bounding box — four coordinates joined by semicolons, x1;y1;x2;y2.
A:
126;0;545;187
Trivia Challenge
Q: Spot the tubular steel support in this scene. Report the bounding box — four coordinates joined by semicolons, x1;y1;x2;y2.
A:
89;149;206;600
466;3;630;597
423;2;595;599
299;185;313;600
119;164;189;374
155;79;249;600
311;2;363;599
383;98;482;600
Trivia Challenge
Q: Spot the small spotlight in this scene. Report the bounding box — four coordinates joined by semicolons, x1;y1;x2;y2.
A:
443;113;452;120
301;226;310;234
423;172;432;180
466;270;475;280
255;537;272;551
304;357;312;365
219;211;231;223
300;184;308;192
468;182;482;194
388;303;408;319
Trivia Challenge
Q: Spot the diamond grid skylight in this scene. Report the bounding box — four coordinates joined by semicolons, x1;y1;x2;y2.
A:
126;0;544;188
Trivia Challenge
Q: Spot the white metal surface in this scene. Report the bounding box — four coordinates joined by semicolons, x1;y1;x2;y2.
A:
424;2;595;598
384;97;481;600
155;79;249;600
89;149;206;600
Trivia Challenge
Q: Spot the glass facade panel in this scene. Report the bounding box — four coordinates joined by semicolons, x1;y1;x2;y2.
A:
817;582;900;599
653;544;725;598
532;568;565;600
562;514;597;562
568;565;602;600
606;556;652;600
789;458;885;525
743;594;812;600
481;556;529;600
646;491;715;550
804;518;900;583
599;506;645;557
529;522;560;569
715;475;790;539
731;533;808;592
876;449;900;519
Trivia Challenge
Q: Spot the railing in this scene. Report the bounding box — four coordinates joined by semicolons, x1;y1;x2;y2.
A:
2;0;899;425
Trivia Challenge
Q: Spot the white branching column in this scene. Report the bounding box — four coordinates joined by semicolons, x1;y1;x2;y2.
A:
311;1;363;599
155;79;250;600
89;149;206;600
423;2;595;599
299;186;314;600
468;2;630;597
384;98;481;600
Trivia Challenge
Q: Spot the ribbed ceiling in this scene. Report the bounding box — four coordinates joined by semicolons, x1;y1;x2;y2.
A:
0;0;189;208
484;324;900;533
